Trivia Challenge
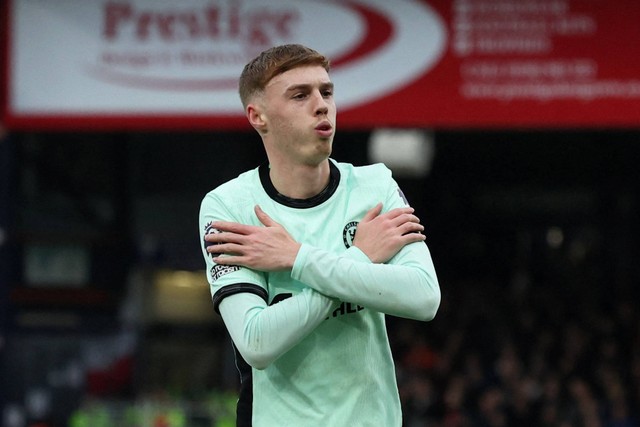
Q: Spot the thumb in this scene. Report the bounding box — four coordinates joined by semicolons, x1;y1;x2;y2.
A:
255;205;277;227
362;203;383;222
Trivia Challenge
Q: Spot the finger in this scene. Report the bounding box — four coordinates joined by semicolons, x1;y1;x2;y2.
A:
212;254;245;266
398;222;425;235
362;203;383;222
391;213;421;228
400;232;426;244
383;207;415;220
205;231;245;244
376;208;414;225
254;205;278;227
211;221;255;235
207;242;244;255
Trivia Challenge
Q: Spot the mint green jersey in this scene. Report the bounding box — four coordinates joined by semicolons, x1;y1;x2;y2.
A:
199;159;440;427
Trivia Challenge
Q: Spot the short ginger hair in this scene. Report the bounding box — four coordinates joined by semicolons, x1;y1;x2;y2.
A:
238;44;330;108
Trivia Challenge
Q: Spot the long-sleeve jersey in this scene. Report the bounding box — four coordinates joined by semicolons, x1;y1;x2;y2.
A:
199;159;440;427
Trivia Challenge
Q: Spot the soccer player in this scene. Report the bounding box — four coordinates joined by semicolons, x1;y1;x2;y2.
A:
199;44;440;427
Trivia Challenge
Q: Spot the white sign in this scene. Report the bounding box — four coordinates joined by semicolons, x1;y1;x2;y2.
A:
10;0;446;114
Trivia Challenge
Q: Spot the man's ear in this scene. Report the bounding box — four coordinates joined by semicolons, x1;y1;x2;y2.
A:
247;104;267;133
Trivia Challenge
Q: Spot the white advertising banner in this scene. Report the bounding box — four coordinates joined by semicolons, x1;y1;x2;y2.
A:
5;0;640;129
7;0;445;121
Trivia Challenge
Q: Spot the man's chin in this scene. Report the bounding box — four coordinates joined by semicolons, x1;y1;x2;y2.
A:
304;151;332;167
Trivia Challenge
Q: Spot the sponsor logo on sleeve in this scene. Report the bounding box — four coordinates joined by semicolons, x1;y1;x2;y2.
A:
210;264;240;282
204;221;240;281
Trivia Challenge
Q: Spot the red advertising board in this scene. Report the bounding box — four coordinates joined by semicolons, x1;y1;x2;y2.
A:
3;0;640;130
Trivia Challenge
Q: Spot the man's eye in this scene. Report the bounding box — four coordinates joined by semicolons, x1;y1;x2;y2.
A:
323;90;333;98
293;93;307;100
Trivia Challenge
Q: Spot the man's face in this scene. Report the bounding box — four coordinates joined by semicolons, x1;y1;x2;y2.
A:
256;65;336;166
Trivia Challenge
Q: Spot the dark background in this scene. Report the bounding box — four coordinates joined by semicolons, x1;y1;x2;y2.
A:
1;128;639;426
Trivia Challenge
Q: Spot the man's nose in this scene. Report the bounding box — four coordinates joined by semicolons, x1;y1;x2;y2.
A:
315;104;329;116
313;92;329;116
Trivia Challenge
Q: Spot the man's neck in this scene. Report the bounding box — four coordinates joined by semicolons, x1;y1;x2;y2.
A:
268;159;331;200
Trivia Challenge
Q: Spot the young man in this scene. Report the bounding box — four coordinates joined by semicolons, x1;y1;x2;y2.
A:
199;44;440;426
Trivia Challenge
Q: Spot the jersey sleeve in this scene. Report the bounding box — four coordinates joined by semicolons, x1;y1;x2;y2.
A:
200;190;337;369
219;288;337;370
290;168;441;321
292;242;439;321
199;191;267;312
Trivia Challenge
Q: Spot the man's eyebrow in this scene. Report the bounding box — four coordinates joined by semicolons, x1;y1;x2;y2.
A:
285;82;334;92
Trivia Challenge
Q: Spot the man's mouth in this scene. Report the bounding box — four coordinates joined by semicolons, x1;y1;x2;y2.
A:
315;121;333;137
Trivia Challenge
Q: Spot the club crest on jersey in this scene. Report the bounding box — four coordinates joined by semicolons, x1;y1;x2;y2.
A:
342;221;358;248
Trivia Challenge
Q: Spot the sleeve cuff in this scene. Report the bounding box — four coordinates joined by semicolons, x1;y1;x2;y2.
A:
343;245;373;263
291;243;373;282
291;243;311;281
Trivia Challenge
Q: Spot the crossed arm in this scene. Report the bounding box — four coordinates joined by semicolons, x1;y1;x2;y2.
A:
205;203;440;369
206;203;425;269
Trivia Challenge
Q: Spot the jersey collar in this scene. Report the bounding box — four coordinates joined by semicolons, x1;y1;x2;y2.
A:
259;160;340;208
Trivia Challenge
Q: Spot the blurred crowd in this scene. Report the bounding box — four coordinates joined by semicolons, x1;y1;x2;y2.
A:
392;275;639;427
